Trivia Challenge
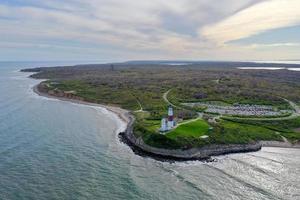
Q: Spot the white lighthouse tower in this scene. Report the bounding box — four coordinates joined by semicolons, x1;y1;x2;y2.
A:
167;106;175;128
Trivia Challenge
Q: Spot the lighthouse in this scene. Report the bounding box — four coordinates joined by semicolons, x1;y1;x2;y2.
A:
160;106;175;132
167;106;175;128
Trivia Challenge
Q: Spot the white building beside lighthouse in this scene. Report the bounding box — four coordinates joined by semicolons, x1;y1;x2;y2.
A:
160;106;175;132
160;118;168;132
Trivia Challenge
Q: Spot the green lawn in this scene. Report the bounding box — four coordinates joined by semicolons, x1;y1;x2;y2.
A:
166;119;210;139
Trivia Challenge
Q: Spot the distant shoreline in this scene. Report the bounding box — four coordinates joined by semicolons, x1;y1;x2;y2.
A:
238;67;300;71
32;81;300;162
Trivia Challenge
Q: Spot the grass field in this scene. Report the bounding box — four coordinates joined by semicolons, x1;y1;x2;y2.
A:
167;119;210;139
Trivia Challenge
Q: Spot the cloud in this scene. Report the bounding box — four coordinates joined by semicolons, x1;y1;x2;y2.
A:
0;0;299;60
200;0;300;44
247;43;300;49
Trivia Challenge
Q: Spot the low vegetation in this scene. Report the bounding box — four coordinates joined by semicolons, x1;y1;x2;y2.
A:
221;117;300;142
24;62;300;149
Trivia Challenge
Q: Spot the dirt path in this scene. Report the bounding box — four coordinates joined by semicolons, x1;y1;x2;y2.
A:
134;99;144;112
178;113;203;126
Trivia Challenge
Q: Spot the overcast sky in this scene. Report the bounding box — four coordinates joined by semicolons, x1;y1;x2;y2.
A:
0;0;300;62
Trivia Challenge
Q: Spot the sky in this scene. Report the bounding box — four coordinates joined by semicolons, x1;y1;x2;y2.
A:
0;0;300;62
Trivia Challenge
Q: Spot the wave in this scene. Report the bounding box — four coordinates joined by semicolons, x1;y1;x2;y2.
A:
160;166;214;198
229;158;277;178
204;164;282;199
246;154;283;164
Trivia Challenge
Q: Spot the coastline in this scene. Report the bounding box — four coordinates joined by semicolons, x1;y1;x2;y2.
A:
33;83;300;161
260;140;300;148
33;85;131;126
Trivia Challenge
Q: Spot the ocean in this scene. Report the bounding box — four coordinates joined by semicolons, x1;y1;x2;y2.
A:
0;62;299;200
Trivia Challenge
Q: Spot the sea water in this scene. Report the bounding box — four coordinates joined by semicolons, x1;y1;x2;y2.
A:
0;62;299;200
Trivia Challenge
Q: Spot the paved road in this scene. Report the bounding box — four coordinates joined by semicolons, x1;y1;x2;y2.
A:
162;89;181;109
162;89;204;122
285;98;300;114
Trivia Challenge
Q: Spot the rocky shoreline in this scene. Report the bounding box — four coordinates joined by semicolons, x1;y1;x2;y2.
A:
119;118;262;160
33;82;300;161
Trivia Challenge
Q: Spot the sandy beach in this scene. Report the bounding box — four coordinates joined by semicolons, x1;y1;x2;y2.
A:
33;85;131;127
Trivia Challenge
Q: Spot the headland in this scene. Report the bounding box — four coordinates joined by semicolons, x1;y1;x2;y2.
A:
23;62;300;161
32;79;300;161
